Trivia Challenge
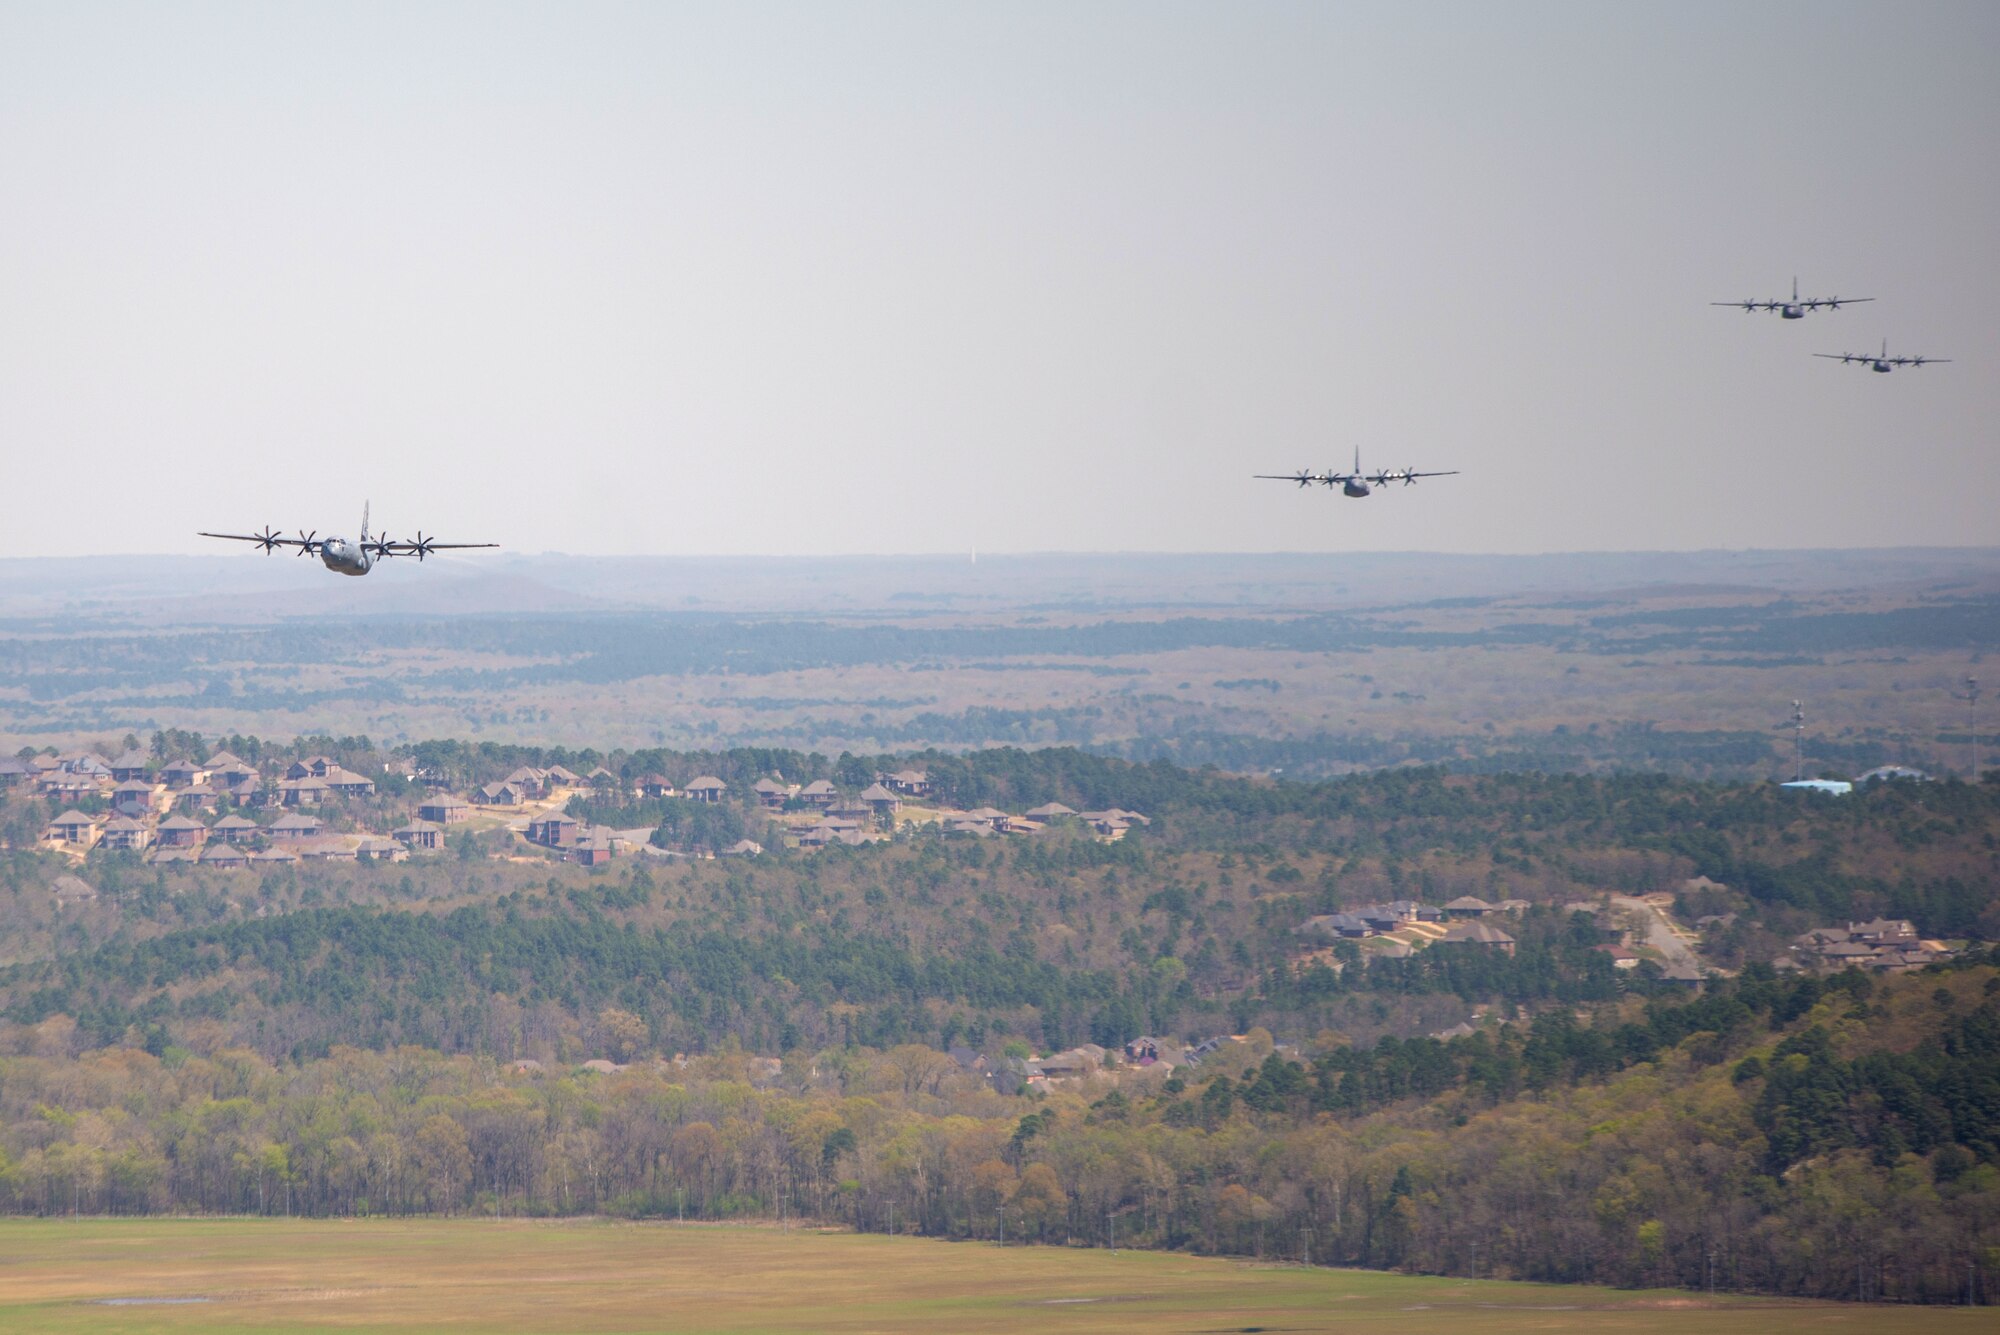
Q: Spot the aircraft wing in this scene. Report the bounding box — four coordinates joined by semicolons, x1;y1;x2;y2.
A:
1812;353;1858;362
1368;469;1460;484
1894;356;1948;366
1711;300;1772;311
1255;472;1347;488
199;529;320;553
379;541;500;551
372;535;502;560
1805;297;1872;309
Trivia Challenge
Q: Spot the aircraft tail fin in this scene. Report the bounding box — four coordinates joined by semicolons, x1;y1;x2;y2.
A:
361;501;370;543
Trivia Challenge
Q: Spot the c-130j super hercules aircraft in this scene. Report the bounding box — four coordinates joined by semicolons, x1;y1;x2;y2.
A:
200;504;497;576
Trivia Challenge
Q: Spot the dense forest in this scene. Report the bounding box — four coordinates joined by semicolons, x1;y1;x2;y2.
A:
0;963;1992;1304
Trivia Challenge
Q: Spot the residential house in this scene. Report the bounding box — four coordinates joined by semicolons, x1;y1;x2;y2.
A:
684;776;727;804
526;814;581;848
1024;802;1077;822
569;830;616;866
882;769;930;797
543;765;581;789
1439;920;1516;954
858;783;901;816
251;846;298;866
322;767;377;799
206;752;257;787
99;816;150;851
475;781;522;806
356;837;406;862
1299;912;1371;941
0;757;30;788
502;766;548;798
159;758;205;788
798;779;839;809
1596;945;1641;969
721;838;764;858
417;795;470;824
109;750;153;783
1848;918;1919;947
393;820;444;851
62;753;114;779
1443;896;1496;918
286;756;336;780
110;780;157;819
39;775;98;803
198;842;248;869
176;783;221;813
278;778;330;807
211;814;259;845
638;774;678;800
752;777;792;809
153;815;207;849
268;813;323;841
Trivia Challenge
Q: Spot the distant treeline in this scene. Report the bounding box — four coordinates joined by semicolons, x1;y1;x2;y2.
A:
2;597;1994;699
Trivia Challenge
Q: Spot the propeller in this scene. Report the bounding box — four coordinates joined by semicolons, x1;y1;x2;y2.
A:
407;532;438;561
1402;467;1419;486
1292;470;1314;488
252;526;283;554
295;529;317;555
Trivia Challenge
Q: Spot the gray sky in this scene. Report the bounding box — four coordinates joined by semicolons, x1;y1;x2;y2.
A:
3;2;1996;559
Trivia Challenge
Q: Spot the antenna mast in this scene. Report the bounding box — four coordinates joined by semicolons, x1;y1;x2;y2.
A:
1791;699;1806;782
1960;676;1981;782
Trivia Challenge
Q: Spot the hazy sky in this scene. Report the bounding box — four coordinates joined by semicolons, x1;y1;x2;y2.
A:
2;2;1996;558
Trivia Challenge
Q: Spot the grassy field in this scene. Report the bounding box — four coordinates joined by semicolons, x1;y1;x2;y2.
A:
0;1219;1975;1334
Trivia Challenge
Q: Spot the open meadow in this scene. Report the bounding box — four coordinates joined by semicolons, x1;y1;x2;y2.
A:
0;1218;1976;1335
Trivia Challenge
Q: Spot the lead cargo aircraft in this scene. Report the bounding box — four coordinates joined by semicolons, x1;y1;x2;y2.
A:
200;504;497;576
1711;277;1872;319
1255;448;1459;499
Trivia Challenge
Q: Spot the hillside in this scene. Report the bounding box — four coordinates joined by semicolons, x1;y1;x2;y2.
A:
0;962;1991;1304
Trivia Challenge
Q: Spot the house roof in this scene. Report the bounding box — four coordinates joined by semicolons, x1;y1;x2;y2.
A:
49;809;94;826
1441;920;1515;945
685;775;726;789
1025;802;1076;818
858;783;898;802
157;815;204;831
111;749;152;769
199;843;247;861
1440;923;1512;943
800;779;837;795
102;815;145;832
206;750;246;768
213;815;259;830
1444;896;1494;911
112;779;155;795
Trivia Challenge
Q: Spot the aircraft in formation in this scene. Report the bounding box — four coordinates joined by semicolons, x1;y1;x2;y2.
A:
1711;277;1870;319
1814;338;1950;374
199;504;497;577
1255;448;1458;499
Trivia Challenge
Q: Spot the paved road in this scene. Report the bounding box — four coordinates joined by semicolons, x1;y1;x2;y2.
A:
1610;895;1704;974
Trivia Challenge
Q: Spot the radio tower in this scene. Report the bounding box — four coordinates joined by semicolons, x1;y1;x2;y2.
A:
1791;699;1806;782
1961;677;1981;782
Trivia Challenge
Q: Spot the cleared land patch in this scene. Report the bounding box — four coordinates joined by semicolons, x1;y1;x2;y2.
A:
0;1218;1957;1334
